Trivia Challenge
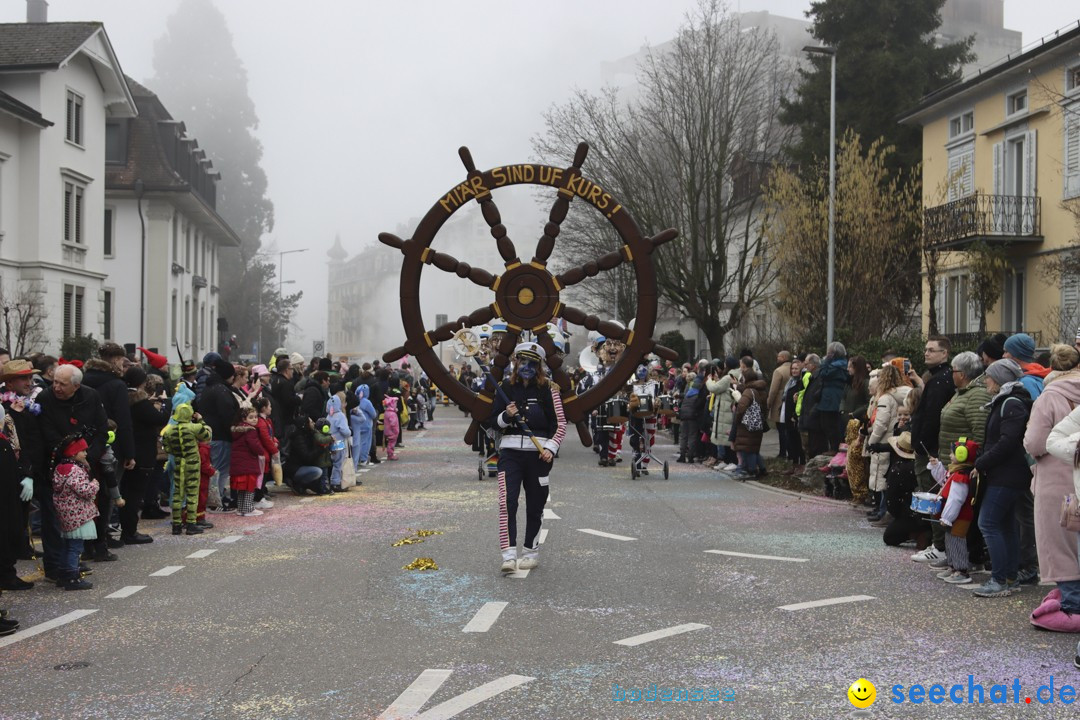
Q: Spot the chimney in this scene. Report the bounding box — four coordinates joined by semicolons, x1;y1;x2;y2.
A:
27;0;48;23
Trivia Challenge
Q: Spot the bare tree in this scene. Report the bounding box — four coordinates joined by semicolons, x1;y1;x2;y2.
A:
0;281;49;356
532;0;795;355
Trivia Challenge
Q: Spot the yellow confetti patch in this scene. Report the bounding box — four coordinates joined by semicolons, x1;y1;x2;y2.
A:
391;537;424;547
403;558;439;571
412;529;444;537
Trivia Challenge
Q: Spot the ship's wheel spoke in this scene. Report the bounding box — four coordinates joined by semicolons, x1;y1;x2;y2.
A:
459;147;519;265
554;228;677;289
378;232;495;290
488;328;522;384
557;304;631;344
533;143;589;265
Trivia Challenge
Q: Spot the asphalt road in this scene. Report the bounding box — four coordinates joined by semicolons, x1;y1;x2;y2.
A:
0;411;1076;720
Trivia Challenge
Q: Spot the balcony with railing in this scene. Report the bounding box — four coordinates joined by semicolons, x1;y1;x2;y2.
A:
924;193;1041;250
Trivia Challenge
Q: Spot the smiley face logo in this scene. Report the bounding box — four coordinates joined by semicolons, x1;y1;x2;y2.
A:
847;678;876;709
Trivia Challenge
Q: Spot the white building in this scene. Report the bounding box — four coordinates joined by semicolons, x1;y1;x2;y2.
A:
0;18;136;354
104;78;239;363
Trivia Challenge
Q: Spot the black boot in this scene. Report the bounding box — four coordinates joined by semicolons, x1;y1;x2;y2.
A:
172;524;183;535
184;523;203;535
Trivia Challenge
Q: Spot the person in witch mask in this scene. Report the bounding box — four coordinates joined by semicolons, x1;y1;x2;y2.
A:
490;342;566;573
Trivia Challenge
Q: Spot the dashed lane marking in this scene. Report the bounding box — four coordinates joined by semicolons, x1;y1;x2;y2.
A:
216;535;243;544
376;668;452;720
0;609;98;649
705;549;808;563
542;509;560;520
778;595;875;611
538;529;548;545
414;674;534;720
186;549;218;559
104;585;145;599
149;566;184;577
613;623;710;647
577;528;635;542
462;602;509;633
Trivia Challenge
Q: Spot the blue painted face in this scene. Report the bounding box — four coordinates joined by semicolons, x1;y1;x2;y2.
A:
517;359;539;380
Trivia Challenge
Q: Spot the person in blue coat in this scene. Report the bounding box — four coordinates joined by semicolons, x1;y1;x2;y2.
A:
817;341;850;453
350;384;377;473
325;396;351;491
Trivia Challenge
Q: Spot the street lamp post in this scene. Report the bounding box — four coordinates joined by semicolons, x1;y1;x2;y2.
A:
277;248;307;350
804;44;837;346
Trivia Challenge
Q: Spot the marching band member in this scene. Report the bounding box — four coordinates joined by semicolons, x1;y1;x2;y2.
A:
490;342;566;573
628;364;662;474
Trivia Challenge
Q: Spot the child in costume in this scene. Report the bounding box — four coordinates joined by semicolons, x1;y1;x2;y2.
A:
383;395;401;461
313;418;334;492
252;397;278;509
325;395;351;491
929;437;978;585
161;404;211;535
51;436;98;590
350;384;376;473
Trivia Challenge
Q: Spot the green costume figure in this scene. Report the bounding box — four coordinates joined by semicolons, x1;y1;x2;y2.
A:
162;404;211;535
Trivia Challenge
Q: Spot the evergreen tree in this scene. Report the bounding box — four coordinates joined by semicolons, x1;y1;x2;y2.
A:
150;0;287;356
780;0;972;174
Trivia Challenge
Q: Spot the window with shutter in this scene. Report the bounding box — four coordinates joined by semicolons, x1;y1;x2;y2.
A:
103;289;113;340
1066;103;1080;199
74;187;83;244
74;289;83;336
1062;275;1080;340
63;183;72;242
947;143;974;200
63;285;73;337
104;209;113;256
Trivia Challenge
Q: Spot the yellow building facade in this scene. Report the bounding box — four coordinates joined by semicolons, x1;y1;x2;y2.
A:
901;24;1080;347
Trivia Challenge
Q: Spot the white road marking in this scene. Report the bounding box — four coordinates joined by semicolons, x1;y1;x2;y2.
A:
577;528;636;542
285;505;302;511
104;585;146;599
216;535;243;544
778;595;876;611
414;674;534;720
376;668;452;720
507;567;530;579
542;509;560;520
614;623;710;647
0;609;99;649
705;549;808;563
538;529;548;545
300;497;315;504
186;549;218;559
149;566;184;577
546;494;551;504
243;524;264;532
462;602;509;633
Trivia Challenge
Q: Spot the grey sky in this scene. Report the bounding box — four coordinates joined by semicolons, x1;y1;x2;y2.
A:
3;0;1077;354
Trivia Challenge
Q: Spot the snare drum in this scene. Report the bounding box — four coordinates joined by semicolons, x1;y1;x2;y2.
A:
605;398;630;424
633;395;655;417
657;395;675;416
910;492;943;516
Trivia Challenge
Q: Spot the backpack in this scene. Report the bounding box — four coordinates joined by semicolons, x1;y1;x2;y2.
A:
741;395;764;432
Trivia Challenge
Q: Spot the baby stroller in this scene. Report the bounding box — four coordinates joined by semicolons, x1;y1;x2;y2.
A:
822;443;852;499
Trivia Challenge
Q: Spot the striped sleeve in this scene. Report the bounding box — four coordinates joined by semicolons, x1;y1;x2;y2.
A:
543;384;567;454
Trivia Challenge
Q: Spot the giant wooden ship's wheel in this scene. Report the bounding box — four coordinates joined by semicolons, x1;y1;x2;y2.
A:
380;143;678;446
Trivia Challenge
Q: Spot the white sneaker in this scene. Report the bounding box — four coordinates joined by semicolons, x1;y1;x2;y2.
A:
911;546;943;563
517;555;539;570
238;508;264;517
254;499;274;510
500;558;517;573
724;463;739;471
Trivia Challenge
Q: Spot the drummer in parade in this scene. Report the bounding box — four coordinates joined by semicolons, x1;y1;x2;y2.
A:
627;363;663;474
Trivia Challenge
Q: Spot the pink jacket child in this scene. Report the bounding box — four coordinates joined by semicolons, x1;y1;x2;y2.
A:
52;438;100;534
383;395;401;460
